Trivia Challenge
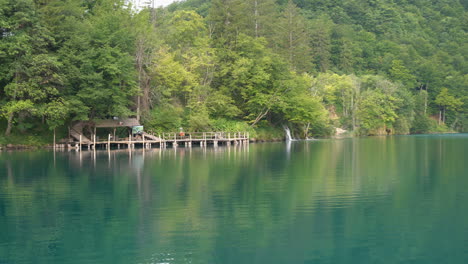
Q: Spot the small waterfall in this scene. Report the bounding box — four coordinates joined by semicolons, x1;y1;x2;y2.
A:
283;126;294;141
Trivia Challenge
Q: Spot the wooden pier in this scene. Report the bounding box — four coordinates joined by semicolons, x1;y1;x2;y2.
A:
65;131;250;150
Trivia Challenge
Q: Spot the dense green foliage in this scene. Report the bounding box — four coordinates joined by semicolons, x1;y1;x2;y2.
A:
0;0;466;142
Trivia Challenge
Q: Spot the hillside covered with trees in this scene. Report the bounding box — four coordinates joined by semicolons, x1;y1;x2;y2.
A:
0;0;466;144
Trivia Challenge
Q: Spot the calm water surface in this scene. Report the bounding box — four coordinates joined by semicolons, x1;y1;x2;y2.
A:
0;134;467;263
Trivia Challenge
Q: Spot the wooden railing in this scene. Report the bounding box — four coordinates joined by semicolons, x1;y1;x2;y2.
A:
146;131;249;140
88;131;249;143
155;131;249;141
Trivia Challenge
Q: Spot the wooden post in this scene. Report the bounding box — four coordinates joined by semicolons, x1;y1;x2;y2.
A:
113;128;116;141
129;133;132;149
142;132;145;148
108;134;111;150
79;134;82;151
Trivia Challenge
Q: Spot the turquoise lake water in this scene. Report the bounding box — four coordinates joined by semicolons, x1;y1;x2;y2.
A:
0;134;467;263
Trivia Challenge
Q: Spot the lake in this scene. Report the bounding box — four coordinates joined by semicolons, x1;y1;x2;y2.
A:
0;134;467;263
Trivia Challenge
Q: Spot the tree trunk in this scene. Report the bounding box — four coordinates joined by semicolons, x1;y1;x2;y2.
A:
304;122;310;138
137;96;141;121
5;112;14;136
251;108;270;127
424;93;427;115
443;107;446;124
254;0;259;38
342;92;346;116
150;0;156;22
351;95;356;131
135;36;152;120
424;84;428;115
288;8;293;65
450;117;459;131
6;71;18;137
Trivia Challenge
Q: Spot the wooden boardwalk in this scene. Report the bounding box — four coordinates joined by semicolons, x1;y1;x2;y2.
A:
62;132;249;150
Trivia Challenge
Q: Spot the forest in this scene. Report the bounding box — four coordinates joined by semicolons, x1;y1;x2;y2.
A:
0;0;466;144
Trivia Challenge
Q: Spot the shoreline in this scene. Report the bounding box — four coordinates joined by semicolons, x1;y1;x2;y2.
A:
0;132;464;151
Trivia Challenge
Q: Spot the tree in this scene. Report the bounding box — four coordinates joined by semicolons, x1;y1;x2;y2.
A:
134;9;160;121
411;90;432;134
1;0;467;139
149;47;197;105
357;90;399;135
389;60;416;88
309;16;332;72
308;73;360;130
283;74;330;137
208;0;248;46
435;88;463;124
212;35;292;126
0;0;65;135
274;0;313;72
246;0;277;39
57;0;139;120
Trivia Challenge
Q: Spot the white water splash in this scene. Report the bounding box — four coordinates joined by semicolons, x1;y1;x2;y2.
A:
283;126;295;141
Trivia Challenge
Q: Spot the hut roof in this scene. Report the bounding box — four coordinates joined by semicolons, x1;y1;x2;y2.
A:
93;118;140;128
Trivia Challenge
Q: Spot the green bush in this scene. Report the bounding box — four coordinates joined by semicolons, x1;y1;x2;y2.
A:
143;104;184;133
210;118;255;134
410;114;432;134
187;107;211;131
431;122;451;133
394;117;411;135
253;123;284;141
0;134;51;147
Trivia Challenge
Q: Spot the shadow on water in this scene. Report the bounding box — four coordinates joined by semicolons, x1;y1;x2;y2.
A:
0;135;468;264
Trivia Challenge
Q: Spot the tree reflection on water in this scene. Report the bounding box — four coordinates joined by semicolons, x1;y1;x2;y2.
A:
0;135;467;264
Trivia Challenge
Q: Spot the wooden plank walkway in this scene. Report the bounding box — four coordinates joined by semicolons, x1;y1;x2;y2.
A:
63;132;249;150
